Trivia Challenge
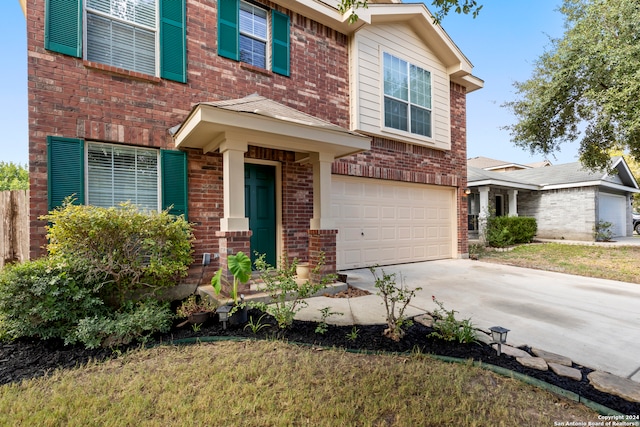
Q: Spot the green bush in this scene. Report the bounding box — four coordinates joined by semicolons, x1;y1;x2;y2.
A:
42;200;194;305
251;253;334;329
0;259;105;344
429;296;476;344
485;216;537;248
74;300;173;349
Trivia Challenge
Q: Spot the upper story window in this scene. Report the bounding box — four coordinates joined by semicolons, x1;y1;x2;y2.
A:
383;52;432;138
85;0;157;76
239;1;268;68
44;0;186;83
218;0;290;76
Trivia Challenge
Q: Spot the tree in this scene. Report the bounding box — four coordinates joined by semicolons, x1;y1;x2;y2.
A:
0;162;28;190
338;0;482;24
504;0;640;171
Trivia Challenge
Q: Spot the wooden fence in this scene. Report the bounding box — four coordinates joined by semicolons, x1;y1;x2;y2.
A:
0;190;29;269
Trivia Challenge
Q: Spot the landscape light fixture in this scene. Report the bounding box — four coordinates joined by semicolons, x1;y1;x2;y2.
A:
217;305;231;330
489;326;510;356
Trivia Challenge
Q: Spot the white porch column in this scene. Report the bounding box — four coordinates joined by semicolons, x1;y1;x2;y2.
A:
478;186;490;239
309;152;334;230
508;189;519;217
219;138;249;232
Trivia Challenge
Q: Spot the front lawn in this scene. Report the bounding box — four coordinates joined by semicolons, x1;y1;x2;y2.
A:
477;243;640;284
0;341;597;426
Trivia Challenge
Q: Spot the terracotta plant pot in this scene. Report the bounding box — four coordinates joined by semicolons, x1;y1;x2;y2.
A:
296;263;310;279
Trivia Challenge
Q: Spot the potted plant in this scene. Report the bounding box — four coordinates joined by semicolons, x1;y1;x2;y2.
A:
176;294;217;325
211;251;252;325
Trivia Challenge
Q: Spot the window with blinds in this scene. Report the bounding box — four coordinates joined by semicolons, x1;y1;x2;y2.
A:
239;1;267;68
87;142;159;211
85;0;157;75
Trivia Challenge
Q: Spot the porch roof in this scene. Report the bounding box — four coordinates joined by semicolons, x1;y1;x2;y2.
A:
172;94;371;159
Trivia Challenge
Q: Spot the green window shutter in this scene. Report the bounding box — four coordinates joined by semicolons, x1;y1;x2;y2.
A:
218;0;239;61
160;0;187;83
45;0;82;57
271;9;290;76
47;136;84;211
161;150;188;218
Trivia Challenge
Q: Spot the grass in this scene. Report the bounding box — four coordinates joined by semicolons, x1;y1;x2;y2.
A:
0;340;597;426
479;242;640;284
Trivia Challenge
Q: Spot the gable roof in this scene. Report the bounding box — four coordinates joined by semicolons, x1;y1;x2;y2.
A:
467;156;531;171
468;157;640;193
275;1;483;93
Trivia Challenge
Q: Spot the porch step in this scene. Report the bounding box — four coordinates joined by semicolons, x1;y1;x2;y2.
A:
198;280;348;307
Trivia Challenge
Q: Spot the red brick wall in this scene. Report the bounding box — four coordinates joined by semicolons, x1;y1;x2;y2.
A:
26;0;348;259
26;0;470;270
332;82;469;256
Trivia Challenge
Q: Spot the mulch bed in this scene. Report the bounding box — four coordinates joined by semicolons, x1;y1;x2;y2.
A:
1;306;638;415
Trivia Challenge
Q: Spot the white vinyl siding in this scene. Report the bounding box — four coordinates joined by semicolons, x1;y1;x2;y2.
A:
85;0;157;75
351;23;451;150
87;142;160;211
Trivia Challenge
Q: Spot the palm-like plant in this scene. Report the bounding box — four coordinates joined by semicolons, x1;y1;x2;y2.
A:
211;251;252;305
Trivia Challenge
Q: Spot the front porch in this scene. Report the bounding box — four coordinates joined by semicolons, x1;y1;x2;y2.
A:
172;95;370;285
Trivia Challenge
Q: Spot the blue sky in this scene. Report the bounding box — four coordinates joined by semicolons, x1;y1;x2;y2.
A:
0;0;574;167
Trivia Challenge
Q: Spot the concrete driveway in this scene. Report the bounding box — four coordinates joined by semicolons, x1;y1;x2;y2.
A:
301;258;640;382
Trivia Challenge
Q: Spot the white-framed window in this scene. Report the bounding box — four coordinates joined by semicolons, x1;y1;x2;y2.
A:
85;0;158;75
86;142;160;211
239;1;268;69
383;52;432;138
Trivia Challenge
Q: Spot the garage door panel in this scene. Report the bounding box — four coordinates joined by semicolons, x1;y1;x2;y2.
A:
599;193;626;237
381;227;396;240
333;176;455;269
397;227;411;239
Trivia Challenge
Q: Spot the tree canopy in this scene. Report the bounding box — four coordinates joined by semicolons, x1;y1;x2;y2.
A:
338;0;482;24
0;162;28;191
504;0;640;171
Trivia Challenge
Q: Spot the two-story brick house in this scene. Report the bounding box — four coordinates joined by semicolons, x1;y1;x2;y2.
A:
25;0;482;288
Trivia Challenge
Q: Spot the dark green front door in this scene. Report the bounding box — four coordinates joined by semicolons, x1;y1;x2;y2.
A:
245;163;277;267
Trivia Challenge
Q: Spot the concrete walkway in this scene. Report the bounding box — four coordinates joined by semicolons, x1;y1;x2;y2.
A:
296;258;640;383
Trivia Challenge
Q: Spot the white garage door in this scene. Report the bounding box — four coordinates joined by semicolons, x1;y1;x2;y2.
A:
599;193;626;237
332;176;455;270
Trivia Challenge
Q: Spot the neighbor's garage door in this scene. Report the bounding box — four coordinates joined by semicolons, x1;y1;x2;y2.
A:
599;193;627;237
332;176;456;270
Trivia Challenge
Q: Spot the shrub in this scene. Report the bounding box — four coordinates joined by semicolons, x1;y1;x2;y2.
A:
0;258;105;344
74;300;173;349
593;220;613;242
429;296;476;344
42;200;194;306
251;253;334;329
485;215;537;247
370;266;421;341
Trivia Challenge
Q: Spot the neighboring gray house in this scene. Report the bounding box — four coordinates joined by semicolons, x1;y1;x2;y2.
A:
467;157;640;241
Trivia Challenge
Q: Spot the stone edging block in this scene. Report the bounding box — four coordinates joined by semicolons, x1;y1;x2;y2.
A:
588;371;640;404
517;356;548;371
548;362;582;381
531;347;572;366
